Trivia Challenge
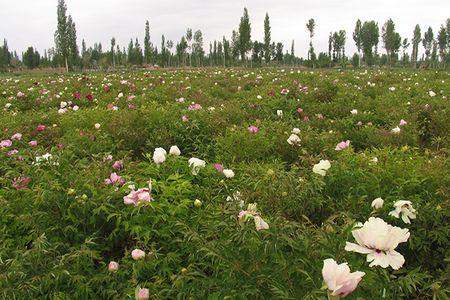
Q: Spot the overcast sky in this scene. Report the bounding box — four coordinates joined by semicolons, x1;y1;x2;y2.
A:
1;0;449;58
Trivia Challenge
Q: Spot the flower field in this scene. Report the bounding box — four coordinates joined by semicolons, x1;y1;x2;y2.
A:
0;68;449;299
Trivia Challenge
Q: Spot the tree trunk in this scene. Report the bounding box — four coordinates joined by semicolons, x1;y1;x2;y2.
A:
358;50;361;67
65;57;69;72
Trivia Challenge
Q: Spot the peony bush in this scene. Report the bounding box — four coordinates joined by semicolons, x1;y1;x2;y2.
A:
0;69;449;299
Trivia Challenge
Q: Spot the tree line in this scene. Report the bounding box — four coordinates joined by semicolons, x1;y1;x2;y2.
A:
0;0;449;71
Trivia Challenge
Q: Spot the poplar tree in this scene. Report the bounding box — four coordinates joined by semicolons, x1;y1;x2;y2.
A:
144;20;151;64
360;21;379;66
437;26;448;66
411;25;421;68
382;19;401;66
238;8;251;65
54;0;70;71
166;40;173;67
263;13;271;63
306;18;315;65
193;30;204;66
111;37;116;67
186;28;193;67
353;19;362;67
423;27;434;63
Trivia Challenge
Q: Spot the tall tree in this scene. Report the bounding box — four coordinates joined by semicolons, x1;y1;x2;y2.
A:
263;13;271;63
275;42;283;63
144;20;151;64
238;8;251;65
360;21;379;66
135;38;143;65
54;0;70;71
231;30;240;61
193;30;204;66
382;19;401;66
166;40;173;67
176;36;187;66
0;39;11;69
422;26;434;64
186;28;193;67
23;47;40;69
111;37;116;68
223;36;230;67
306;18;316;66
401;38;410;65
411;24;421;68
353;19;362;67
161;35;166;67
290;40;295;65
437;25;447;67
446;19;450;53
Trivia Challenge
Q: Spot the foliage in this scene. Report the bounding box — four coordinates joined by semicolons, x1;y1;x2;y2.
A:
0;68;449;299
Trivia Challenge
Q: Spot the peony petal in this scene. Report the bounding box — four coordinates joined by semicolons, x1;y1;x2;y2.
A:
345;242;372;254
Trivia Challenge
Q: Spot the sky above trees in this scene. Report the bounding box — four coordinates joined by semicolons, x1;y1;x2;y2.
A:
1;0;449;57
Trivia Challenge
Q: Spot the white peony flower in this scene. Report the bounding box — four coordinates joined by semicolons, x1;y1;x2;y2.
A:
388;200;416;224
371;197;384;209
322;258;365;297
344;217;410;270
94;123;101;129
254;215;269;231
277;110;283;118
350;109;358;115
287;133;301;145
391;126;401;134
292;128;300;134
428;90;436;97
169;145;181;156
152;147;167;164
223;169;235;178
188;157;206;175
313;160;331;176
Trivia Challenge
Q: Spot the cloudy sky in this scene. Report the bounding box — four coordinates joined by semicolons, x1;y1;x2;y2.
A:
1;0;449;58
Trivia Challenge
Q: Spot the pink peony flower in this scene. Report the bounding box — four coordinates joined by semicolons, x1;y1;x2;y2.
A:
36;124;46;132
322;258;365;297
213;163;224;173
86;94;94;101
12;177;31;189
72;91;81;99
105;172;125;186
7;149;18;156
303;116;309;122
399;119;408;126
335;140;351;151
247;126;259;134
123;188;153;206
112;160;124;170
188;103;202;111
29;140;38;147
11;133;22;141
108;261;119;272
0;139;12;148
297;107;304;113
181;115;189;122
131;249;146;260
137;288;149;300
280;88;289;95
